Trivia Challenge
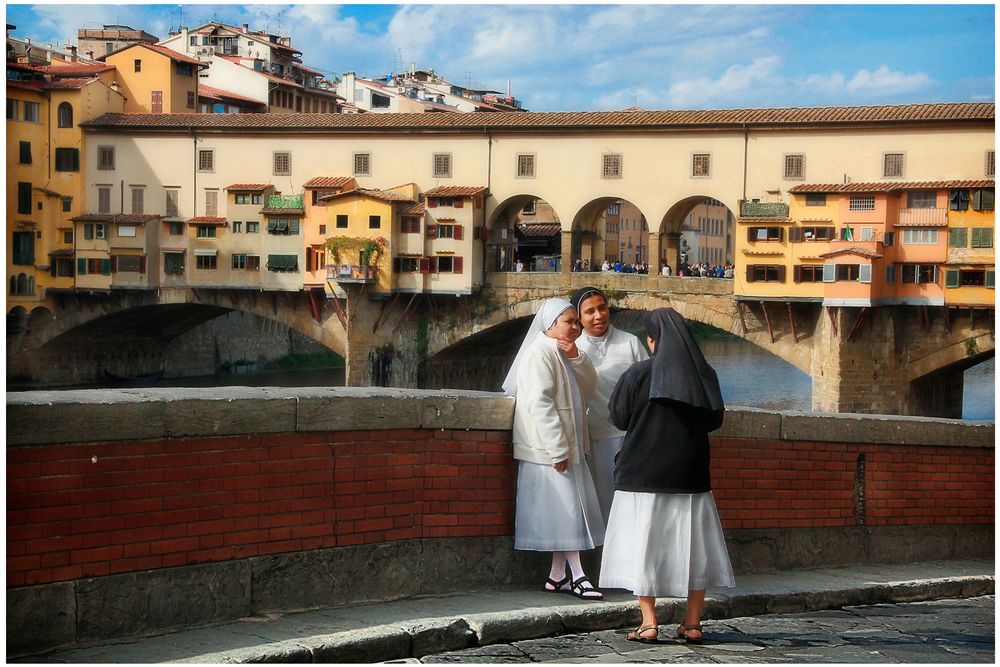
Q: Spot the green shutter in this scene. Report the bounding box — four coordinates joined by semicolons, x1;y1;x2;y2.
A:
986;270;995;289
949;228;967;247
945;269;960;288
77;258;87;274
102;259;111;275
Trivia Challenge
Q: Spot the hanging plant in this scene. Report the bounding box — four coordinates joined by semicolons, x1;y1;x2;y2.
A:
325;236;387;265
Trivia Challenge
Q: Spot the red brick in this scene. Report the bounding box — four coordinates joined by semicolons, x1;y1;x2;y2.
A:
148;537;200;555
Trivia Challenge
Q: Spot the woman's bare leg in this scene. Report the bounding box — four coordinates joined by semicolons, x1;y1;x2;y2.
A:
681;589;706;640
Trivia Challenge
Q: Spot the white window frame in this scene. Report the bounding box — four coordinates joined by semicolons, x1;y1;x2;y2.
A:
117;224;137;238
97;145;115;170
882;152;905;178
849;195;876;212
986;150;995;178
901;228;939;245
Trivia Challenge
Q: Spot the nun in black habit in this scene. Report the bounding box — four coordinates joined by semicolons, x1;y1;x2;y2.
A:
598;307;735;644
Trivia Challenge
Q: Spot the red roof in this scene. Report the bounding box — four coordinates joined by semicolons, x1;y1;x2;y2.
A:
789;180;995;194
399;202;426;216
198;84;265;106
38;62;113;76
318;188;413;203
516;223;562;237
71;213;160;224
225;183;271;191
424;186;487;197
259;207;305;216
43;78;97;90
187;217;228;225
6;80;44;92
303;176;355;189
818;247;883;259
100;42;205;67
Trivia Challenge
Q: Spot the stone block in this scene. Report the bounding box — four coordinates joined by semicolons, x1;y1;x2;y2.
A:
714;407;781;440
296;388;425;432
397;617;475;657
419;537;520;594
420;391;514;431
161;387;297;438
6;581;76;658
466;608;565;645
76;560;251;642
558;601;637;632
780;411;994;448
304;627;410;663
7;389;165;445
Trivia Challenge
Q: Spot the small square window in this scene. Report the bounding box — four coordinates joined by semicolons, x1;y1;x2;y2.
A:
354;153;371;176
516;154;535;178
433;153;452;178
336;214;348;229
198;149;214;172
369;215;381;229
805;194;826;206
883;152;904;178
692;153;711;178
602;153;622;179
273;151;291;176
784;154;805;179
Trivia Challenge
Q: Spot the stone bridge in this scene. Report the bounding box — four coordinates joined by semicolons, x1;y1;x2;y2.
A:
7;272;994;417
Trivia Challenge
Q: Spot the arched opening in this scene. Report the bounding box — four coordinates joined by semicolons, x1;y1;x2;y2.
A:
487;195;561;272
658;196;737;277
57;102;73;128
570;197;649;272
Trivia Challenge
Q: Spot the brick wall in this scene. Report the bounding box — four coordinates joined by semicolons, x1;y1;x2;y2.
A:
8;426;993;589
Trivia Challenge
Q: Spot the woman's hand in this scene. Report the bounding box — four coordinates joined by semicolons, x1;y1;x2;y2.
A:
556;337;579;358
553;459;569;473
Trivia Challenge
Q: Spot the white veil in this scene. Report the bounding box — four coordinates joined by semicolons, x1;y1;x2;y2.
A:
501;298;574;396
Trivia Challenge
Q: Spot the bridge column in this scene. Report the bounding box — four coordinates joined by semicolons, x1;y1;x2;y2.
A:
663;232;681;273
647;232;662;278
560;230;573;276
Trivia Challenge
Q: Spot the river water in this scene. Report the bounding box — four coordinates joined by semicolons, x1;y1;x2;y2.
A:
103;332;994;421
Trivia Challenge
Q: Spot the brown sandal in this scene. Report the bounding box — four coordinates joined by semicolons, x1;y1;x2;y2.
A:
626;624;658;643
677;623;703;643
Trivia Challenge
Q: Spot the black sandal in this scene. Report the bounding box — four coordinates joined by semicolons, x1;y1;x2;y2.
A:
544;574;571;593
567;575;603;600
677;623;703;643
626;624;658;643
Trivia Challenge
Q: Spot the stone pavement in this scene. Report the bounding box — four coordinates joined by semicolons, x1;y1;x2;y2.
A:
18;559;993;664
411;595;994;663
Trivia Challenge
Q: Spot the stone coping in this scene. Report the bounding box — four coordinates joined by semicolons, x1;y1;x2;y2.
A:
7;387;993;448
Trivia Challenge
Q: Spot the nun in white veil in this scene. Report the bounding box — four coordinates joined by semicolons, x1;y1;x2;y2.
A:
502;298;607;600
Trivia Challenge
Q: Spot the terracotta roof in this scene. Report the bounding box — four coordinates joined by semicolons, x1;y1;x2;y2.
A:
71;213;160;224
303;176;355;189
399;202;426;216
789;179;995;194
516;222;562;237
225;183;271;191
424;186;488;197
818;247;883;259
48;248;75;256
742;249;785;256
198;84;265;106
38;63;113;76
318;188;413;203
100;43;205;67
43;78;97;90
7;80;44;92
33;187;64;196
893;220;949;228
187;216;228;225
80;102;995;133
259;208;305;216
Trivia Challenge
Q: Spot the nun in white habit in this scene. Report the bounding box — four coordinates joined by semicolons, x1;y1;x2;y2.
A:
502;298;606;600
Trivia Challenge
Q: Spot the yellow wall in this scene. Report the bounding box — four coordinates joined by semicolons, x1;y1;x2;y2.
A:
317;195;395;294
105;47;196;113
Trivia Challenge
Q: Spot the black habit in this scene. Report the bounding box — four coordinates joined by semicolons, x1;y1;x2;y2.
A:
607;308;725;494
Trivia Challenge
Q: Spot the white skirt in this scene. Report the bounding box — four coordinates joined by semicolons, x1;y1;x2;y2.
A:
514;460;606;551
599;491;735;597
587;435;625;525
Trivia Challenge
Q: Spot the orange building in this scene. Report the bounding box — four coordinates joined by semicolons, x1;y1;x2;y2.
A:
100;43;206;113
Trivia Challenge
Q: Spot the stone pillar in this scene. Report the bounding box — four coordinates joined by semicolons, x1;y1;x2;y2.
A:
560;230;573;275
663;232;681;273
647;232;662;282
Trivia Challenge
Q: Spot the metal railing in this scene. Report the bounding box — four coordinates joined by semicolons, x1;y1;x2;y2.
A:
328;264;377;283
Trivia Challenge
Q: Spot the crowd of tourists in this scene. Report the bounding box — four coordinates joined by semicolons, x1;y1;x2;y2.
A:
502;288;734;644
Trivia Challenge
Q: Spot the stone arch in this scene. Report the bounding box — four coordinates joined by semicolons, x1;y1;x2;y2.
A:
656;196;739;274
570;196;650;270
906;330;996;383
486;194;563;273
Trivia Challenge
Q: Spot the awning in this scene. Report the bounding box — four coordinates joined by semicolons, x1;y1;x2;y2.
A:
515;222;561;238
267;254;298;271
194;249;218;256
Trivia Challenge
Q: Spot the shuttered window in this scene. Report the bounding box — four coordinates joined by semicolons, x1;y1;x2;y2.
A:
17;182;32;214
55;148;79;172
97;145;115;170
19;141;31;164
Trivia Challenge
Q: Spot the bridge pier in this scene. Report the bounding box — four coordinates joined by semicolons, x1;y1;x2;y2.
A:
663;232;682;272
647;232;662;275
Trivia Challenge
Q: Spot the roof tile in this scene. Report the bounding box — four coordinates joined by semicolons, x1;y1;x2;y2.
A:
789;179;995;194
187;216;228;225
71;213;160;224
225;183;272;191
424;186;488;197
303;176;355;189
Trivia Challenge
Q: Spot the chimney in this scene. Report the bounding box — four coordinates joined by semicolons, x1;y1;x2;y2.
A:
69;45;77;62
243;23;249;32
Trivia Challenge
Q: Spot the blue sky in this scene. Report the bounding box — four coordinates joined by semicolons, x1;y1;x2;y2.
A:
6;3;995;112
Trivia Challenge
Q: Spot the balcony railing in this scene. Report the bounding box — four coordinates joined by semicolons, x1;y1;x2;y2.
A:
740;201;789;218
898;207;947;226
328;264;377;284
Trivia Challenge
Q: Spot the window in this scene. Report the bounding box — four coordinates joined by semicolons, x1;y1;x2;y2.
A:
115;255;142;272
882;231;895;247
849;195;875;211
433;153;452;178
783;154;804;179
401;216;420;233
691;153;711;178
205;190;218;216
354;153;371;176
9;273;35;295
950;189;970;211
151;90;163;114
805;194;827;206
273;151;291;175
907;191;936;209
266;254;298;272
12;232;34;265
232;221;242;232
971;227;994;248
57;102;73;128
54;148;79;172
232;253;248;270
7;98;17;119
790;226;835;241
196;226;217;238
164;252;185;274
98;145;115;170
947;269;988;288
902;228;939;245
198;149;214;172
82;223;107;240
169;221;183;235
336;214;348;229
749;226;782;241
61;197;72;213
234;193;251;205
52;257;74;277
306;246;326;273
187;91;195;108
395;256;420;272
98;186;111;213
266;218;299;235
602;153;622;179
134;58;142;72
860;226;874;241
901;264;937;284
885;265;896;284
190;35;198;46
252;193;262;205
196;254;217;270
437;224;457;239
369;215;381;229
17;182;32;214
972;189;995;211
22;102;39;123
949;228;968;248
434;255;464;273
745;264;784;282
319;224;326;234
165;189;179;217
883;152;904;178
117;224;137;238
176;62;193;77
516;153;535;178
246;221;259;233
371;92;391;108
793;265;824;282
131;187;144;214
835;264;861;281
987;150;995;177
19;141;31;164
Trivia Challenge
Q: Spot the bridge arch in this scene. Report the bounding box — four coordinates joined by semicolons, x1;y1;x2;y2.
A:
487;194;564;273
570;196;650;269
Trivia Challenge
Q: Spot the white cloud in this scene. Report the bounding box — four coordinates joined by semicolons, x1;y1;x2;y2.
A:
666;57;784;108
846;65;931;94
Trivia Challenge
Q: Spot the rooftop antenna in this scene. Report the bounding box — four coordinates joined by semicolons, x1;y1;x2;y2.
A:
632;91;637;107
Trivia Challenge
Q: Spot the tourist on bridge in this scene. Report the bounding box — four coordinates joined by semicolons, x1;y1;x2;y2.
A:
599;307;734;643
502;298;606;600
570;286;648;524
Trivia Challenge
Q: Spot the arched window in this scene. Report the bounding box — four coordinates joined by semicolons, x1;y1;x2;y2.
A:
57;102;73;128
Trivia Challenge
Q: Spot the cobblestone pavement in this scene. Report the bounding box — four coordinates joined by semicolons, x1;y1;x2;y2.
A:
408;595;994;664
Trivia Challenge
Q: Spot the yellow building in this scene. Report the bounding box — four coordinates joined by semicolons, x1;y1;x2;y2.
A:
101;43;205;113
943;182;995;307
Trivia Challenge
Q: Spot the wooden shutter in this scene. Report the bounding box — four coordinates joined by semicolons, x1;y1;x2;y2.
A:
306;250;315;273
109;256;117;273
426;224;438;239
793;265;801;282
392;258;400;273
428;197;438;208
747;227;756;243
453;256;463;274
454;224;463;240
789;227;802;242
84;224;93;240
986;270;995;288
777;265;786;282
151;91;163;113
77;258;87;274
745;265;754;282
419;257;431;274
139;256;146;274
102;259;111;275
454;197;464;208
945;269;959;288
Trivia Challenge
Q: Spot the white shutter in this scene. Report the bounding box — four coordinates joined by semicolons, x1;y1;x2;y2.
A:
859;264;872;283
822;264;835;282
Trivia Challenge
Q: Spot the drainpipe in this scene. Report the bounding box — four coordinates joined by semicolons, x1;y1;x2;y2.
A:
191;126;197;215
742;123;749;205
483;128;493;281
